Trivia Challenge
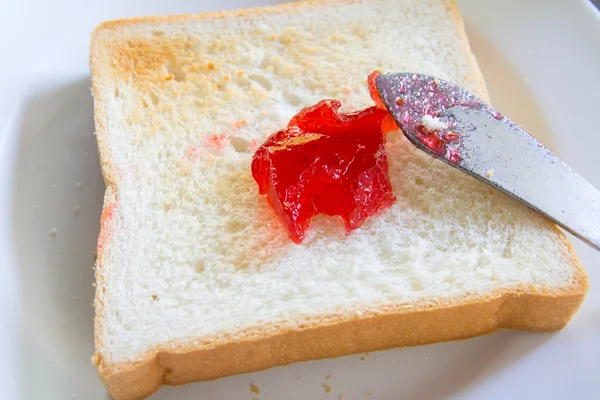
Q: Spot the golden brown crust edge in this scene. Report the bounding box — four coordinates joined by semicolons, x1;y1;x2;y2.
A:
89;1;589;399
98;285;588;400
90;25;117;400
93;0;383;32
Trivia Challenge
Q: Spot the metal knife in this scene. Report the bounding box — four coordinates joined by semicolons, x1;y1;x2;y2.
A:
375;72;600;251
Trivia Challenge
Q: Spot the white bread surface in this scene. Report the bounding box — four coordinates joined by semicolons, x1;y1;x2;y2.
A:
90;0;588;398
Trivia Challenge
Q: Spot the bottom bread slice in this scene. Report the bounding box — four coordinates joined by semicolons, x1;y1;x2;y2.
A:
96;268;587;400
89;0;589;399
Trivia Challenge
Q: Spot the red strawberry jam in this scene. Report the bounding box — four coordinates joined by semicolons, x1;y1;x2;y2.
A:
251;100;396;243
369;71;400;135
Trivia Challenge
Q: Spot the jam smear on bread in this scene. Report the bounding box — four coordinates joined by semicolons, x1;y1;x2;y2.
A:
251;99;396;243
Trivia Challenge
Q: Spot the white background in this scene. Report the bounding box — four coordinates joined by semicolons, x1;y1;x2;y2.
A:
1;0;599;399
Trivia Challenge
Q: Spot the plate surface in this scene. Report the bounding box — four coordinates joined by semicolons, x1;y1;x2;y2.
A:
1;1;599;399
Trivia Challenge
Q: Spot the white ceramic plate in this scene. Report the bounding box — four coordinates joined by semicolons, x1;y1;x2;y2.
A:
1;1;599;399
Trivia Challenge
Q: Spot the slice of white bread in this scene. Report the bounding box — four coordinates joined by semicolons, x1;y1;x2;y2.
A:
90;0;588;398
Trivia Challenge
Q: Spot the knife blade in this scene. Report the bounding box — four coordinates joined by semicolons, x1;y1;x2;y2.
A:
375;72;600;251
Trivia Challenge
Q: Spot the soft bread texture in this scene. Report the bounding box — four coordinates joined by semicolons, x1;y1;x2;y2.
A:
90;0;588;398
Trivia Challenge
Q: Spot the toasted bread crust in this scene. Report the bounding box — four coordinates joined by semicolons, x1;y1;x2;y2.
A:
96;283;587;400
90;1;588;399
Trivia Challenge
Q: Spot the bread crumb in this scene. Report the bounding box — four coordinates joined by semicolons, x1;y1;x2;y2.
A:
364;393;372;398
35;204;39;209
52;184;57;190
322;383;332;394
339;396;343;400
76;182;82;189
72;395;76;399
250;383;260;394
487;169;495;179
73;297;78;302
325;374;332;380
297;375;303;381
92;250;97;261
50;227;58;236
74;206;80;216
